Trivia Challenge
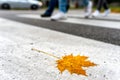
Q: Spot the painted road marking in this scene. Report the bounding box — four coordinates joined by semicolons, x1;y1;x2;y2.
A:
17;14;120;29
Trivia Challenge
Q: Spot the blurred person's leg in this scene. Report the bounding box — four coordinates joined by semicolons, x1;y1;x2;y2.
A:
97;0;109;10
41;0;58;17
51;0;68;21
92;0;103;17
83;0;93;18
66;0;70;12
103;0;109;10
59;0;67;13
103;0;110;16
92;0;110;17
83;0;89;6
97;0;104;11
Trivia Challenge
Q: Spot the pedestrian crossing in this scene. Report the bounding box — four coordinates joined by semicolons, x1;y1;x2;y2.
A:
0;14;120;80
67;13;120;21
15;13;120;46
17;13;120;29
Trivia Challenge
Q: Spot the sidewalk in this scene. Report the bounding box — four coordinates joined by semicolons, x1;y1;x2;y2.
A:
0;17;120;80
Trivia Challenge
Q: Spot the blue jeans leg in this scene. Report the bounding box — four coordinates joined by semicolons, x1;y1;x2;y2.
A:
44;0;58;15
82;0;89;6
59;0;67;13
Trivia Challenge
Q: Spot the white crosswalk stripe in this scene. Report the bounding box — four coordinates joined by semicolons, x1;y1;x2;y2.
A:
0;17;120;80
17;14;120;29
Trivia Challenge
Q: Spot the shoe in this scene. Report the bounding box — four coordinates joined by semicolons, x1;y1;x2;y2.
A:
41;14;51;17
51;12;67;21
103;9;111;16
92;10;100;17
84;1;93;18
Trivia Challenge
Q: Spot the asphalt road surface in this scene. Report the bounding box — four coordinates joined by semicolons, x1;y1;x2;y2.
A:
0;10;120;46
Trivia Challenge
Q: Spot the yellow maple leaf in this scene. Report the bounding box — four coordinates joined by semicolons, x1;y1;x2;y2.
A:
31;48;97;76
56;54;97;76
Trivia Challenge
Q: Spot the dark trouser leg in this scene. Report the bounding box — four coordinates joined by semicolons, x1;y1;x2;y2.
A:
97;0;109;11
66;0;70;12
97;0;103;11
44;0;58;16
103;0;109;10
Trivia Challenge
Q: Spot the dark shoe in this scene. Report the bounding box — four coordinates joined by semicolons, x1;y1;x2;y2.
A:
41;14;51;17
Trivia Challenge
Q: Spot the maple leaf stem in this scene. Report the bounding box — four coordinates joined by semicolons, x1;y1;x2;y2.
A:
31;48;60;59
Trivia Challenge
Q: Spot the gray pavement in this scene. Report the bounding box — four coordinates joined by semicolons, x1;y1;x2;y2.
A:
0;10;120;80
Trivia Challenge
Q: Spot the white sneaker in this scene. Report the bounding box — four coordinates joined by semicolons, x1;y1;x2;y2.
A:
92;10;100;17
84;1;93;18
51;12;67;21
103;9;111;16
